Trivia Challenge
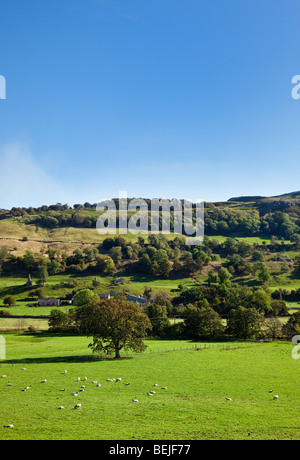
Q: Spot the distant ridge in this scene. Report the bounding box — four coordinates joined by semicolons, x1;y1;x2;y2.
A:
228;191;300;202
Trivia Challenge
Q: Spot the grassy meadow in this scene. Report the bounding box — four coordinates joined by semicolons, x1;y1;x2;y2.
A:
0;335;299;440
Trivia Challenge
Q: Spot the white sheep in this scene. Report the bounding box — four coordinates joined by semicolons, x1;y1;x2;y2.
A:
132;398;139;403
72;392;78;396
225;397;232;401
4;425;14;428
74;404;82;409
273;395;279;400
96;384;101;387
58;406;65;410
116;378;122;382
41;379;47;383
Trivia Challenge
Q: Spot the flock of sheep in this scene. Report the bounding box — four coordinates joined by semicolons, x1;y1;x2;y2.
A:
1;369;280;429
1;369;170;428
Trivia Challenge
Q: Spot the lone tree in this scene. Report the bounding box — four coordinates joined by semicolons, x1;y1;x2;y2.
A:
76;298;152;359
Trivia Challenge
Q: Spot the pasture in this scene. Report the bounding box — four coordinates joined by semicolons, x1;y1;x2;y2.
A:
0;335;299;440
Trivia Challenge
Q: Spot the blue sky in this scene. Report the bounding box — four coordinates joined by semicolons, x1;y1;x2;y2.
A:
0;0;300;208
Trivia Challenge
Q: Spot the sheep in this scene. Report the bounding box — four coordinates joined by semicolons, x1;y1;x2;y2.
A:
4;425;14;428
41;379;47;383
273;395;279;400
84;377;87;381
125;383;131;386
132;398;139;403
162;387;167;390
2;375;7;378
154;384;158;387
64;370;67;374
58;406;65;410
7;383;12;387
225;397;232;401
96;384;101;387
77;377;81;381
269;390;274;393
61;389;66;392
92;381;97;384
116;378;122;382
147;392;153;396
72;392;78;396
21;368;26;371
74;404;82;409
81;385;85;389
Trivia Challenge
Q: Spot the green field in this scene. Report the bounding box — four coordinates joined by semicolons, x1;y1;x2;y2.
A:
0;334;299;440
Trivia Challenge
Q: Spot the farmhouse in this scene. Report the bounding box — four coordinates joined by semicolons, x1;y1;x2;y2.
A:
125;294;147;306
98;293;111;300
38;298;61;307
278;256;292;263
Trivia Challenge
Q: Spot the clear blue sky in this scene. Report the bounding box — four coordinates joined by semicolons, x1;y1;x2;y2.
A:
0;0;300;208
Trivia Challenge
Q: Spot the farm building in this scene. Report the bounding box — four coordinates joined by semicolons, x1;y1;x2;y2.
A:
98;293;111;300
125;294;147;306
38;298;61;307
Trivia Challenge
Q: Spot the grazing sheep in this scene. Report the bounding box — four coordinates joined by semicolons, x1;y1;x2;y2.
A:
162;387;167;390
92;381;97;384
132;398;139;403
147;392;153;396
4;425;14;428
81;385;85;388
96;384;101;387
61;389;66;392
72;392;78;396
269;390;274;393
125;383;131;386
273;395;279;400
116;378;122;382
58;406;65;410
41;379;47;383
84;377;87;381
74;404;82;409
2;375;7;378
64;370;67;374
225;397;232;401
7;383;12;386
77;377;81;381
21;368;26;371
154;384;158;387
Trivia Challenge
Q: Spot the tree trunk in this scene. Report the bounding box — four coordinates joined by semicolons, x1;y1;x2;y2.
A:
115;349;121;359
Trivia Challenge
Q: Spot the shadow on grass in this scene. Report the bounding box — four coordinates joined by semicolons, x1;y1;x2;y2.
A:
1;354;133;365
